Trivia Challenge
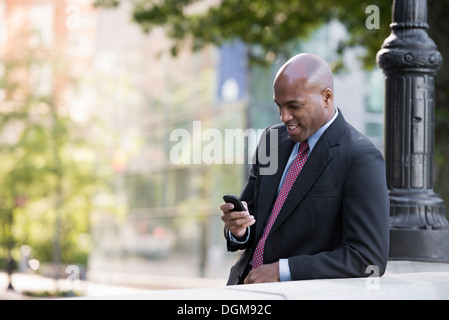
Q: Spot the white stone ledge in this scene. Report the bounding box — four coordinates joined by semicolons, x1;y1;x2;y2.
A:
77;261;449;300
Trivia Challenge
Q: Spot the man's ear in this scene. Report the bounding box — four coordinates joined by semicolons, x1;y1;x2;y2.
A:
322;88;333;106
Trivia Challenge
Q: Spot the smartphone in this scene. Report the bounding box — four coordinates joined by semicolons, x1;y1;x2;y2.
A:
223;194;246;212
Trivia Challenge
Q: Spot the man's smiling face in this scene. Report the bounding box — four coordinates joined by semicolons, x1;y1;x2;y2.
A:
274;75;333;143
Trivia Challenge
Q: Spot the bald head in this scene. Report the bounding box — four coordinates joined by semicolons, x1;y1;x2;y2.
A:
273;53;335;143
275;53;334;93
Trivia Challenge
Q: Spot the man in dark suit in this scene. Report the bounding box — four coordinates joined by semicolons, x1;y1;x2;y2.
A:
220;53;390;285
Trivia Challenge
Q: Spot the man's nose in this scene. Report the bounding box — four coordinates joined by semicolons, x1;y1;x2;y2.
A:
280;108;293;123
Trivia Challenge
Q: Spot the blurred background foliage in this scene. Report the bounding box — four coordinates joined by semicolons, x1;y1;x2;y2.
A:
0;47;122;271
2;0;448;281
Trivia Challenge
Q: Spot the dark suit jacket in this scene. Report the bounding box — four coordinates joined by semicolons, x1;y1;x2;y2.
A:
225;111;390;285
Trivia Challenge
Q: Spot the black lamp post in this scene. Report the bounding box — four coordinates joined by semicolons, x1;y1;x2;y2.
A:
377;0;449;261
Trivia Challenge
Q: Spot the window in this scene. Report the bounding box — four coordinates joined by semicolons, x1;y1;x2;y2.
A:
366;68;385;114
29;4;54;48
0;0;6;44
29;63;53;97
365;122;383;137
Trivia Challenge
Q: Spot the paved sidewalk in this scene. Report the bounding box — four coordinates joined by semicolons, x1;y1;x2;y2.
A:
0;271;148;300
0;271;227;300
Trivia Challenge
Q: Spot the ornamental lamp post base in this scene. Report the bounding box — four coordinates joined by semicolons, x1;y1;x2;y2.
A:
377;0;449;262
389;191;449;262
390;229;449;262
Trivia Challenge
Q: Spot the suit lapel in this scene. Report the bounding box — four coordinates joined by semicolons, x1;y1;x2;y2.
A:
267;111;346;237
269;134;334;236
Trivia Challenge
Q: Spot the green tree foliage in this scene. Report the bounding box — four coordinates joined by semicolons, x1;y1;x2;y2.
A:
95;0;449;213
96;0;392;66
0;50;116;269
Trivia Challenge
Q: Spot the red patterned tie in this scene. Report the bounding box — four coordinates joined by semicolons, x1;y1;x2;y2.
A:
251;139;309;269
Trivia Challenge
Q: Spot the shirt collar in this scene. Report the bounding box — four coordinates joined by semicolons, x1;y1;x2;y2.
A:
307;108;339;153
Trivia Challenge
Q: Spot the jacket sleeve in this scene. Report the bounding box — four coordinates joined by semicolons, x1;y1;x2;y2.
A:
225;160;257;252
224;124;269;252
288;145;390;280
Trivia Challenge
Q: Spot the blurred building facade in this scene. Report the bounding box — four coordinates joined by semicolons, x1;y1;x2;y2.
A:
0;0;97;111
1;0;385;287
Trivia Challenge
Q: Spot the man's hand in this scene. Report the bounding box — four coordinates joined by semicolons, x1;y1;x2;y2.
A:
220;201;255;238
244;262;280;284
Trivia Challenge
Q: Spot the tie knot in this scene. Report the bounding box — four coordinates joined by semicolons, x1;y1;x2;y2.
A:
299;139;309;153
